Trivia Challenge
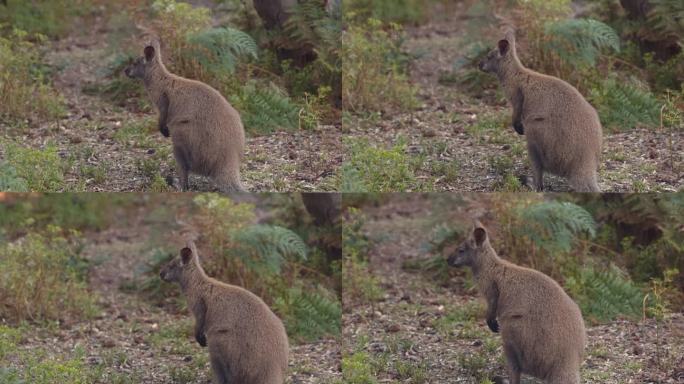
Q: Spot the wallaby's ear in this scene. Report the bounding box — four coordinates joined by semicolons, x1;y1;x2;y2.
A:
144;45;155;62
180;247;192;265
497;39;509;56
473;224;487;247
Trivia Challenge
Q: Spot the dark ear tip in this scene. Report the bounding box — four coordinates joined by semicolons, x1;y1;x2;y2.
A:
180;247;192;260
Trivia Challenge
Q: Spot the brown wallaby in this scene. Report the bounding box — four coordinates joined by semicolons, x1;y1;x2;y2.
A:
160;241;289;384
447;221;586;384
124;39;246;192
479;31;602;192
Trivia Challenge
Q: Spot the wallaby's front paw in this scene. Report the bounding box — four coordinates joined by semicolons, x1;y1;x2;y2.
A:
160;125;170;137
487;318;499;333
196;333;207;347
513;122;524;135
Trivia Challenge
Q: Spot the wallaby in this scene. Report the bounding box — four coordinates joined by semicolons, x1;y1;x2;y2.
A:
124;39;246;192
160;241;289;384
479;31;602;192
447;221;586;384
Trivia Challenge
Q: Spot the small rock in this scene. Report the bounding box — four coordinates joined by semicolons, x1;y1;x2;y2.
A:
147;148;156;155
102;338;116;348
422;128;437;137
183;355;193;362
502;144;511;150
632;345;643;355
472;340;483;347
386;324;401;333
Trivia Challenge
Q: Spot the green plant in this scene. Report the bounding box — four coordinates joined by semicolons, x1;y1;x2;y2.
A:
281;0;342;100
232;225;308;274
0;325;21;360
342;138;419;192
566;264;643;323
2;142;67;191
342;18;418;113
186;27;258;74
516;201;597;255
590;76;661;130
342;352;378;384
343;208;384;306
274;286;341;342
0;0;88;38
346;0;430;24
0;228;98;323
230;81;300;134
0;29;65;122
544;18;620;69
0;163;29;191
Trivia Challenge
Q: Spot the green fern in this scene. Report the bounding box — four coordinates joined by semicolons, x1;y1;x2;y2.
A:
231;81;300;134
232;224;308;275
648;0;684;42
589;76;660;130
282;0;341;65
517;201;596;254
545;18;620;67
187;27;258;74
274;286;341;342
565;265;644;323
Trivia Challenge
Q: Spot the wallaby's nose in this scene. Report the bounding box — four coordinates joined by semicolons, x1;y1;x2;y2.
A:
124;67;131;77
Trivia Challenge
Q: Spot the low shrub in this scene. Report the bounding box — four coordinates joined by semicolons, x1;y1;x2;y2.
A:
342;18;418;114
0;229;98;323
0;30;65;122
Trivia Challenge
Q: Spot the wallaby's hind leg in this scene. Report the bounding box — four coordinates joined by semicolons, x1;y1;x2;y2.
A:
215;166;245;193
548;371;580;384
173;145;190;191
569;170;600;192
503;343;521;384
210;356;229;384
527;144;544;192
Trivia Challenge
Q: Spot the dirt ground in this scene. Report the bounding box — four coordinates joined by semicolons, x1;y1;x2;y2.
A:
345;2;683;192
0;3;341;192
342;195;684;383
4;204;341;383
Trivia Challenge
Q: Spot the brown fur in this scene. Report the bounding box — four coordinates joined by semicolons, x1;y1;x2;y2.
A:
125;40;245;192
479;31;602;192
447;222;586;384
160;241;288;384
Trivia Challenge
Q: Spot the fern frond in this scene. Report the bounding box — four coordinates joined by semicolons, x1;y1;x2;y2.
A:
517;201;596;254
186;27;258;74
565;265;644;323
232;224;308;274
230;81;300;134
274;286;341;342
589;76;660;130
545;18;620;67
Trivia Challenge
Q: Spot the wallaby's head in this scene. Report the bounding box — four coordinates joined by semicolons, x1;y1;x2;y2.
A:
479;31;517;74
447;221;490;268
124;42;161;80
160;243;196;283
